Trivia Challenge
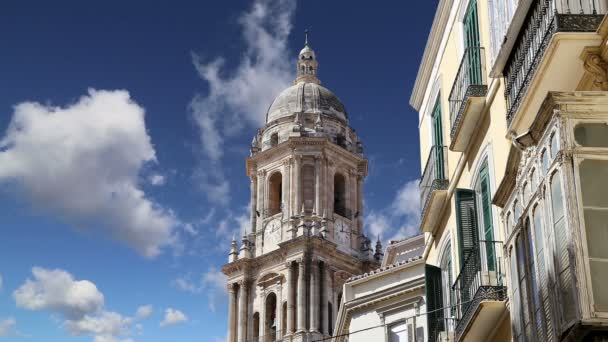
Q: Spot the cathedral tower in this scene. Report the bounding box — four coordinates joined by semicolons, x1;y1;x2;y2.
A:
223;34;381;342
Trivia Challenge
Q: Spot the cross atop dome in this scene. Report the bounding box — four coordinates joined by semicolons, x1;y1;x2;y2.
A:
295;29;320;84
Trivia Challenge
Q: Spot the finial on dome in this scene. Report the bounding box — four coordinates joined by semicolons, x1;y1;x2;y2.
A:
305;29;309;46
295;29;320;85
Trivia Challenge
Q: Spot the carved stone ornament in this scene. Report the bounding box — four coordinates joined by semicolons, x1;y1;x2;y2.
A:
516;146;536;182
583;52;608;90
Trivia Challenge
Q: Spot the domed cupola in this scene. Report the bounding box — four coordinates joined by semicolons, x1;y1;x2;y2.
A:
265;31;348;124
295;30;319;85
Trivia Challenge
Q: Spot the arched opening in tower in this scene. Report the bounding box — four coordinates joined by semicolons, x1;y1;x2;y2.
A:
252;312;260;342
302;164;315;213
265;293;277;342
268;172;282;216
334;173;347;217
270;132;278;147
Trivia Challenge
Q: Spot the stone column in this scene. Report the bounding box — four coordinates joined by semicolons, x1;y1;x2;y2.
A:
277;281;283;339
314;156;321;215
357;173;363;234
257;170;265;221
227;283;237;342
283;158;291;218
297;258;306;332
250;174;257;233
294;155;301;215
237;281;249;342
286;261;295;335
310;259;320;332
323;265;332;335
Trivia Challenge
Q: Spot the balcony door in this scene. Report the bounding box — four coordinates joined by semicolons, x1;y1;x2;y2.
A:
432;99;445;180
477;160;496;272
463;0;482;84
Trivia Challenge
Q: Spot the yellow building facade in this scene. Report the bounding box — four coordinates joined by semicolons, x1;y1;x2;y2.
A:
411;0;608;341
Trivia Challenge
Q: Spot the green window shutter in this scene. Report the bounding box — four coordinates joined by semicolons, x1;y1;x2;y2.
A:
425;264;444;341
432;99;445;181
479;162;496;271
456;188;480;263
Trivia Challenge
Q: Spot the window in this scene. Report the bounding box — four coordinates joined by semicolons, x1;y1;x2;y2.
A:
268;172;282;216
579;159;608;311
509;247;523;341
487;0;518;61
550;171;576;323
574;123;608;147
270;133;279;147
541;149;550;175
389;322;409;342
516;232;534;341
550;133;558;160
441;243;454;327
425;264;444;342
477;160;496;271
530;168;537;189
524;219;546;340
532;205;553;339
333;173;347;217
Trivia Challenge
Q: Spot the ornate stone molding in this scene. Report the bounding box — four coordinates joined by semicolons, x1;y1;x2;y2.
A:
583;51;608;90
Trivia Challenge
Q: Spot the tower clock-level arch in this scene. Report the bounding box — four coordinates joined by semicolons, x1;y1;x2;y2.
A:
222;32;382;342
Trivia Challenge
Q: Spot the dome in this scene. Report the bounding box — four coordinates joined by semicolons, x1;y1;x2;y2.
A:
265;82;348;123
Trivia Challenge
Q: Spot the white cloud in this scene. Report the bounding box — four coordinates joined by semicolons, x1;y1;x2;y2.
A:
14;267;136;342
160;308;188;327
135;305;153;319
365;179;421;242
0;89;179;258
148;174;166;186
190;0;296;205
0;318;16;336
172;268;227;313
14;267;104;320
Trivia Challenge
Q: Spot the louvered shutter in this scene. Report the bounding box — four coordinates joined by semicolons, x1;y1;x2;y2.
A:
426;264;444;342
456;189;479;263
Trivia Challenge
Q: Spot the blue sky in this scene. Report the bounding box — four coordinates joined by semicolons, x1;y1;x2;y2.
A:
0;1;437;341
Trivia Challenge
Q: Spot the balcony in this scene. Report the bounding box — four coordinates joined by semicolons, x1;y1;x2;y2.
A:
504;0;604;131
419;146;448;233
449;47;488;152
452;240;506;342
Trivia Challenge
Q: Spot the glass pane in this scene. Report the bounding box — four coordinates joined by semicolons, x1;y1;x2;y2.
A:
590;260;608;311
551;174;564;222
550;133;558;159
542;150;549;175
583;209;608;260
574;123;608;148
580;159;608;208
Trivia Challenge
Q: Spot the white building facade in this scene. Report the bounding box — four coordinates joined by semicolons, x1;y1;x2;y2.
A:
333;235;427;342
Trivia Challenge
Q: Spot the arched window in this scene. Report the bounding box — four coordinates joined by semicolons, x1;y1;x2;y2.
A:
440;242;454;328
265;293;277;342
302;165;315;212
334;173;347;217
270;133;278;147
268;172;282;216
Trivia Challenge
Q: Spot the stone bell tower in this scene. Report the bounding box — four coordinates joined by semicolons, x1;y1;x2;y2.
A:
222;33;382;342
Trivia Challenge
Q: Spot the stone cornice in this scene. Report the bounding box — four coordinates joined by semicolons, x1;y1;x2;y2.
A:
409;0;454;110
246;137;368;177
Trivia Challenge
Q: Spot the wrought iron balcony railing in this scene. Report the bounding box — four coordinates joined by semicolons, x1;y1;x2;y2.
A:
504;0;604;124
419;145;449;218
452;240;506;341
449;47;487;138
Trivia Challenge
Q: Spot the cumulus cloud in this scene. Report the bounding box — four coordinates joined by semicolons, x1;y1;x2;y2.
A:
135;305;153;319
14;267;136;342
365;179;421;242
14;267;104;320
159;308;188;327
0;318;16;336
172;268;227;313
190;0;296;205
0;89;179;257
